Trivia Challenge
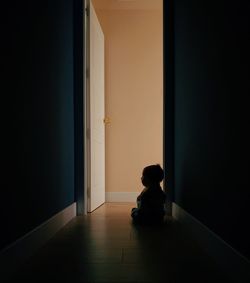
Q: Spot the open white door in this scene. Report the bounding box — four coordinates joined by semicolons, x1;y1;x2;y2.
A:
86;0;105;212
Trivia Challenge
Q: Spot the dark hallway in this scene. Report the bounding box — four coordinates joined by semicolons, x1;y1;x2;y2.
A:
1;0;250;282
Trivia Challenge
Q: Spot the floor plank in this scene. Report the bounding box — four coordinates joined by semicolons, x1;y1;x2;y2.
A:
7;203;233;283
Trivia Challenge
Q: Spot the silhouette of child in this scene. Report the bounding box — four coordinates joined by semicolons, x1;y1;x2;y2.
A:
131;164;166;224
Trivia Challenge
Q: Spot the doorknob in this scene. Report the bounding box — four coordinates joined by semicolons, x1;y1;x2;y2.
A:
103;117;111;124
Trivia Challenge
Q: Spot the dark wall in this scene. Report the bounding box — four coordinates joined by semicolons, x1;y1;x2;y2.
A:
1;0;76;250
172;0;250;259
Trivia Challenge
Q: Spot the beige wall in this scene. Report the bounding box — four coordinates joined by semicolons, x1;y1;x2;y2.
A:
94;8;163;193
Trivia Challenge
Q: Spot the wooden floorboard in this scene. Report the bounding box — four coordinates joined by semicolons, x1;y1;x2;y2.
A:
8;203;233;282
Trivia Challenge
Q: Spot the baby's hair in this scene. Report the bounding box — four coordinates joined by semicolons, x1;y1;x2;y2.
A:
143;164;164;183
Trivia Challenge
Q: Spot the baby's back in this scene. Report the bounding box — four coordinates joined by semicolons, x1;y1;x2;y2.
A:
140;187;166;214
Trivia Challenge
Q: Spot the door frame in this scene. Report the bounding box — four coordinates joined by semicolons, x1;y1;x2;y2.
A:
73;0;85;215
84;0;90;214
74;0;175;215
163;0;175;214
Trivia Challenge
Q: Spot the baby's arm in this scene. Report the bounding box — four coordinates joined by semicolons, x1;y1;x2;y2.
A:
136;188;146;208
136;195;141;208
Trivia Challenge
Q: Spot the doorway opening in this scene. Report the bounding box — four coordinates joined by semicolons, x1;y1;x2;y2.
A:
85;0;164;213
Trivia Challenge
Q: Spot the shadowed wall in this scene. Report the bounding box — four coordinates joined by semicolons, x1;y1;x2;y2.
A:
172;0;250;259
1;0;76;250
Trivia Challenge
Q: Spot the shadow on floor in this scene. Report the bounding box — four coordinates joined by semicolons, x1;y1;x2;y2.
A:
6;203;234;283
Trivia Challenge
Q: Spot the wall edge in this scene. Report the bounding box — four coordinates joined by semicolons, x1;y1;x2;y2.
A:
0;202;76;280
105;192;137;203
172;202;250;282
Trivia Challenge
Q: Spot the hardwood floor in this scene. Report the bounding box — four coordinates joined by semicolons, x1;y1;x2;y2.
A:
9;203;232;282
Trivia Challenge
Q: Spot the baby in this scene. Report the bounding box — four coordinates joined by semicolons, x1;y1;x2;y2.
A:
131;164;166;224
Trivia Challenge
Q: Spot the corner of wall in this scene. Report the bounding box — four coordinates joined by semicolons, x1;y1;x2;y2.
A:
0;203;76;281
172;203;250;283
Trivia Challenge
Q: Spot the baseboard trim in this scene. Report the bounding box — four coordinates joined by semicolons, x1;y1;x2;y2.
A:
172;202;250;283
105;192;137;203
0;202;76;280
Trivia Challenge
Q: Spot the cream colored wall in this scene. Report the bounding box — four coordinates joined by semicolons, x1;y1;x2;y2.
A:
94;8;163;194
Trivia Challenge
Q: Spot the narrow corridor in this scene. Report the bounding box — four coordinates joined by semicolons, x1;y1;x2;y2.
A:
9;203;232;282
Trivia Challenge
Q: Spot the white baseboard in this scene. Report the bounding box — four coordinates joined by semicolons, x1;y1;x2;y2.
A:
0;202;76;280
172;202;250;283
105;192;137;203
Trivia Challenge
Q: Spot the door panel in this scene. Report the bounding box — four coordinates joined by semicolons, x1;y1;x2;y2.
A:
87;1;105;212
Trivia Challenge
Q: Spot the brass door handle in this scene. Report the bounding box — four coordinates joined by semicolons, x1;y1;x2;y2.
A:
103;117;111;124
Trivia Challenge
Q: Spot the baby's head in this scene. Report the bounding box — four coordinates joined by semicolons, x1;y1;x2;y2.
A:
141;164;164;187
